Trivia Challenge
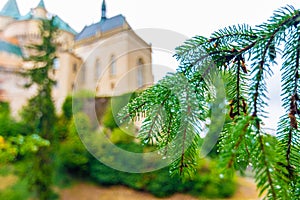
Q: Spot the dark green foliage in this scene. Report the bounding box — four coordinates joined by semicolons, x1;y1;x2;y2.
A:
49;97;91;186
89;113;235;198
121;5;300;200
110;127;135;144
89;155;235;198
62;96;73;120
102;93;136;129
143;168;183;197
0;102;10;117
120;74;207;178
20;18;58;200
0;102;49;163
186;160;236;198
0;102;20;137
102;105;118;129
0;178;31;200
1;92;235;199
88;142;144;187
57;116;89;176
89;158;122;185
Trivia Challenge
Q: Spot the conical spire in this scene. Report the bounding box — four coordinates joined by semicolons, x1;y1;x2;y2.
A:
37;0;46;9
0;0;20;19
101;0;107;21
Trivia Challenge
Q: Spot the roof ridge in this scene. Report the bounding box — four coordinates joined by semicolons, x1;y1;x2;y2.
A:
53;15;77;35
75;14;126;41
109;14;124;19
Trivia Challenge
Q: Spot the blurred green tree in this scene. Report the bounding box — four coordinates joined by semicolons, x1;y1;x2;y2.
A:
20;18;58;200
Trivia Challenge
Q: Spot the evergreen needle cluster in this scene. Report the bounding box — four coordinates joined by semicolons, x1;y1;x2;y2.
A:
122;5;300;199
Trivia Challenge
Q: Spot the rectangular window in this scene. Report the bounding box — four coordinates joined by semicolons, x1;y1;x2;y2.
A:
137;58;144;88
54;81;59;88
137;67;143;88
73;63;77;73
53;58;59;70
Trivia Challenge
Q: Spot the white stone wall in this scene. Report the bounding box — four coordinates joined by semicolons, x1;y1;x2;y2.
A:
75;29;153;97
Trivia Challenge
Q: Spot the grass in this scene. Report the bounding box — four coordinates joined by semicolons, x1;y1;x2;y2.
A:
0;164;17;190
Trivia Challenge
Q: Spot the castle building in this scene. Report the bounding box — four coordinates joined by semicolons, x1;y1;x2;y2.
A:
75;0;153;97
0;0;153;115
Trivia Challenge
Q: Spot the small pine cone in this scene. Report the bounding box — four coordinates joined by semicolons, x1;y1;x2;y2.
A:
288;113;298;129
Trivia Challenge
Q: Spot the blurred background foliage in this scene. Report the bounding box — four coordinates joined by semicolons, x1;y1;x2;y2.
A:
0;93;236;199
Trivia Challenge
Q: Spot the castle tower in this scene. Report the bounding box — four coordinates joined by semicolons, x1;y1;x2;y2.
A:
0;0;20;31
101;0;107;21
32;0;47;19
75;0;153;97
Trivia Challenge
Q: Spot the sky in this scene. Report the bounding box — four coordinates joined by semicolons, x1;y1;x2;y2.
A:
1;0;300;129
0;0;297;36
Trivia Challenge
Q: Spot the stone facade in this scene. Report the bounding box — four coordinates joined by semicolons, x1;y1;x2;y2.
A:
0;0;153;115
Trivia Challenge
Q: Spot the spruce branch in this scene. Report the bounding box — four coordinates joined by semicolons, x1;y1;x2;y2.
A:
120;5;300;199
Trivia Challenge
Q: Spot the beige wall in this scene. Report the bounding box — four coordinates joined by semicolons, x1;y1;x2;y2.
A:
3;20;40;39
56;30;75;52
0;52;22;68
32;7;47;19
75;29;153;97
4;20;75;57
0;70;36;116
0;8;153;115
52;51;82;110
127;31;153;90
0;16;14;32
0;50;82;114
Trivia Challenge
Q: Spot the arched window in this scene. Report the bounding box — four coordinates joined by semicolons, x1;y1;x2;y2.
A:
95;59;101;79
73;63;77;73
53;58;60;70
110;55;116;76
52;58;60;75
137;58;144;87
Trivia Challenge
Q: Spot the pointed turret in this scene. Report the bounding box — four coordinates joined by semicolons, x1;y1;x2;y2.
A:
0;0;20;19
37;0;46;9
101;0;107;21
32;0;47;19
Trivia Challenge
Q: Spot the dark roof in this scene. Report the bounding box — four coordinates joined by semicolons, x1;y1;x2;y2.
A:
37;0;46;9
0;0;20;19
75;14;126;41
18;13;77;35
0;40;22;56
53;16;77;35
18;11;33;20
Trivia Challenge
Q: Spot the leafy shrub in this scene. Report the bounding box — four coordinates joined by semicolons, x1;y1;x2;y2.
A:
88;138;236;198
0;102;19;137
101;93;137;130
0;179;30;200
187;159;236;198
110;127;135;144
55;97;92;183
62;96;73;120
89;157;121;185
58;118;89;174
143;168;183;197
102;106;118;129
